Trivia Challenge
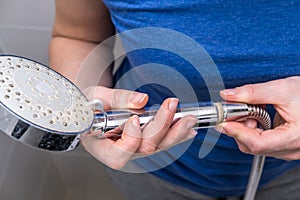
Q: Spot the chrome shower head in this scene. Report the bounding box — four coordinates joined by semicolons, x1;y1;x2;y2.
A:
0;55;94;151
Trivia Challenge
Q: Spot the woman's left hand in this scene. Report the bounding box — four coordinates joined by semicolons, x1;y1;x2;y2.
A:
216;76;300;160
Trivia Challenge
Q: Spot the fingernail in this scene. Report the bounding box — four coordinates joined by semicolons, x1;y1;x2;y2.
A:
190;129;198;137
129;93;147;105
131;115;140;128
220;89;237;96
125;115;141;138
168;98;178;112
186;118;198;129
215;125;224;133
190;129;197;136
187;129;198;139
215;123;226;133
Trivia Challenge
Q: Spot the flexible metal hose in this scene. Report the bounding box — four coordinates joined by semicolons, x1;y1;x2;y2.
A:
247;105;272;130
243;105;271;200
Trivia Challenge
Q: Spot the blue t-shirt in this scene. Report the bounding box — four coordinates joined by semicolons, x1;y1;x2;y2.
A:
103;0;300;197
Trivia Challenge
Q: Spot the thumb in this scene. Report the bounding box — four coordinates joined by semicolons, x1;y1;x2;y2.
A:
84;86;148;110
220;79;289;105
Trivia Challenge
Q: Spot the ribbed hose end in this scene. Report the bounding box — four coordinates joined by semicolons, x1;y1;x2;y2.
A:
247;105;272;130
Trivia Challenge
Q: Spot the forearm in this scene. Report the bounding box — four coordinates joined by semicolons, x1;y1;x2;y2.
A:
49;36;97;82
49;36;114;88
49;0;115;89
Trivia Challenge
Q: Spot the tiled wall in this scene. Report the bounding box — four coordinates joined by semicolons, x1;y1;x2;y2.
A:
0;1;124;199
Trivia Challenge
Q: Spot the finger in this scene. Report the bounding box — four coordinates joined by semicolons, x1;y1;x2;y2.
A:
138;98;178;154
215;123;253;154
266;149;300;161
219;79;291;105
234;140;252;154
221;122;294;155
216;119;257;131
81;115;142;170
244;119;257;128
157;116;198;149
85;86;148;110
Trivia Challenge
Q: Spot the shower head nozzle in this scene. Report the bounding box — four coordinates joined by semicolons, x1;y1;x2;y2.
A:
0;55;94;151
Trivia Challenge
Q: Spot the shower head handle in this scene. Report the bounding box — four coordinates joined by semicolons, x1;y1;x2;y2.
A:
90;102;270;138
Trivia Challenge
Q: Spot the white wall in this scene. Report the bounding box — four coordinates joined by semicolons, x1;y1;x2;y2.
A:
0;1;124;199
0;0;54;64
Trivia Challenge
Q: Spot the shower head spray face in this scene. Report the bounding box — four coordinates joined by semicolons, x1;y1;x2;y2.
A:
0;55;94;151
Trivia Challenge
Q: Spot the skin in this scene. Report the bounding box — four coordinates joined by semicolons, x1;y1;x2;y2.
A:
49;0;197;170
218;76;300;161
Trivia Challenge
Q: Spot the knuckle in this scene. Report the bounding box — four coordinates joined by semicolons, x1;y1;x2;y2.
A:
162;119;173;129
151;112;173;131
283;77;299;92
139;143;157;154
106;159;126;170
104;150;131;170
276;79;289;90
243;84;256;97
110;90;123;108
249;143;264;154
239;148;250;154
282;154;300;161
286;76;300;84
161;108;176;128
126;139;142;149
237;144;250;154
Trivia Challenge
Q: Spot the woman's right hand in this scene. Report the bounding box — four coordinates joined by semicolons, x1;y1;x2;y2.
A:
80;86;198;170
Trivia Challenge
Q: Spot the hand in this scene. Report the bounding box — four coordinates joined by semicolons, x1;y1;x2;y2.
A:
216;76;300;160
80;86;198;169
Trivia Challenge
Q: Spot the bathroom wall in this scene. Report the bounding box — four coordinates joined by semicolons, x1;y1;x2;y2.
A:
0;1;124;199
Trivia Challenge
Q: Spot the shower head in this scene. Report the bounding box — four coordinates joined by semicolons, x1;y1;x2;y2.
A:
0;55;94;151
0;55;271;200
0;55;271;155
